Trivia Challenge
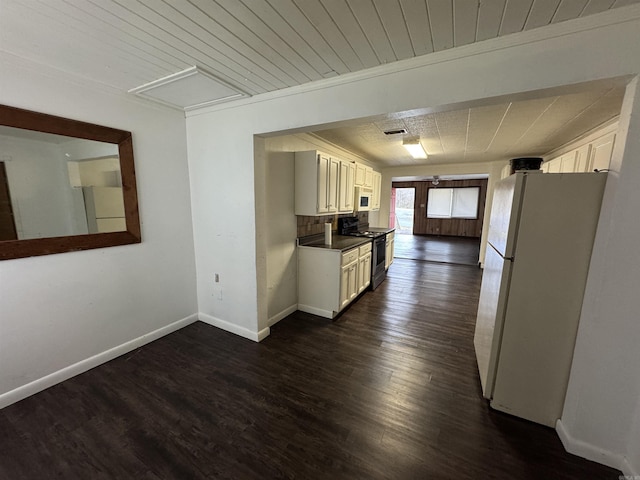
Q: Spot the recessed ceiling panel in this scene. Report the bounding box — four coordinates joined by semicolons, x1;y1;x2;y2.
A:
128;67;249;111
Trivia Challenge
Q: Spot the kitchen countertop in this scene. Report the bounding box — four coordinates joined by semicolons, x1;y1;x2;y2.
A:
298;234;372;252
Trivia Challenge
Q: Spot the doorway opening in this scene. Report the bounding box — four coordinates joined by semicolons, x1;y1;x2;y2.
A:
391;187;415;235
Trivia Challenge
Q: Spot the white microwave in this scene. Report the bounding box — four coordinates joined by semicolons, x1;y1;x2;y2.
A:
355;187;373;212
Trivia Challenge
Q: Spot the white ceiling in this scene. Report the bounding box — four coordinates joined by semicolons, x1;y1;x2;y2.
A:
1;0;637;167
311;81;626;167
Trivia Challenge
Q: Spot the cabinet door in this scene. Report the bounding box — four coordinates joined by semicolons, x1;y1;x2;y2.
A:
559;152;577;173
355;163;366;186
317;154;330;213
385;238;394;269
346;162;355;210
364;253;371;288
327;157;339;213
372;171;381;210
359;252;371;292
574;144;591;172
338;160;354;213
588;133;615;172
348;262;359;301
546;157;561;173
364;167;373;188
340;263;350;309
358;255;367;293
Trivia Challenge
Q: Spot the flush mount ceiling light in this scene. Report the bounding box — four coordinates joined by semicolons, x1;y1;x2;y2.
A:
402;136;428;159
128;66;249;111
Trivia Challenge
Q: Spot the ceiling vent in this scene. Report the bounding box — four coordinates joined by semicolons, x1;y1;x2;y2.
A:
383;128;408;135
128;66;249;111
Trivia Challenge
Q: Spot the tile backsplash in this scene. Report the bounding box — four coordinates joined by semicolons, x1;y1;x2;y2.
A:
297;212;368;238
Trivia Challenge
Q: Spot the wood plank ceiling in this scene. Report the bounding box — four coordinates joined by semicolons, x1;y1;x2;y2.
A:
1;0;637;166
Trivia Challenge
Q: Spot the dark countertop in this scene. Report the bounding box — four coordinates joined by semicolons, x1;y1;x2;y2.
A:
298;234;372;252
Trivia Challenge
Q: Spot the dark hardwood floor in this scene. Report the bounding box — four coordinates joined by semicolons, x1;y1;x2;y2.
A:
0;258;620;479
394;233;481;265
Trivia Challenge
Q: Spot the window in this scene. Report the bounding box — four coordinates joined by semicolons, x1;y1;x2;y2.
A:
427;187;479;219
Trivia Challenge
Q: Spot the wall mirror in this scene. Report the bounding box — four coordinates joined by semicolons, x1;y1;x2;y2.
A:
0;104;140;260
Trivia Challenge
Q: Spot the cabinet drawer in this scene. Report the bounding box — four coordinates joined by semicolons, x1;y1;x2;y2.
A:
359;242;372;256
342;248;359;266
386;231;395;242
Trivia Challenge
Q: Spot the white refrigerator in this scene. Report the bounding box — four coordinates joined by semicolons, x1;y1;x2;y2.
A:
474;172;607;427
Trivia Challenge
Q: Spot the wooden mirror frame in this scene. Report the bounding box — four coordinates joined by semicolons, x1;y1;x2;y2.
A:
0;104;141;260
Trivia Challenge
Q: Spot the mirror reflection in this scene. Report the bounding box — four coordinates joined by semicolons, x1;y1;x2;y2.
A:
0;126;126;241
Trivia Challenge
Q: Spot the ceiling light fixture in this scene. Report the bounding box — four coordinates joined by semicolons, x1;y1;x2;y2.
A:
402;136;428;159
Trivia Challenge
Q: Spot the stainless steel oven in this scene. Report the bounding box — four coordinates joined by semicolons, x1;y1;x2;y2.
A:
371;235;387;290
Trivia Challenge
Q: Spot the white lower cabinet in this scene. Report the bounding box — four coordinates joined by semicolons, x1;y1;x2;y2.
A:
385;231;395;269
358;243;372;293
340;260;358;309
298;241;372;319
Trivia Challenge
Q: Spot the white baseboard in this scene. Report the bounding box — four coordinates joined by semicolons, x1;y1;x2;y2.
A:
198;312;270;342
268;304;298;327
0;313;199;410
297;304;334;319
556;419;631;473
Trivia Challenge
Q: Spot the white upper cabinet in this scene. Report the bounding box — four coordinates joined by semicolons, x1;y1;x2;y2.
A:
354;163;366;186
296;151;380;216
295;150;339;216
559;151;577;173
588;132;615;172
574;144;591;172
364;166;374;189
338;160;355;213
354;163;375;189
371;171;381;210
542;126;616;175
327;157;339;213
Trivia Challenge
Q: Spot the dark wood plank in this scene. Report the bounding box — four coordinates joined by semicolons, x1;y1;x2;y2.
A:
394;233;481;265
0;255;621;479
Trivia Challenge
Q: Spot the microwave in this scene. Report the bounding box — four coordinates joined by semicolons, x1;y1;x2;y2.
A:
354;187;373;212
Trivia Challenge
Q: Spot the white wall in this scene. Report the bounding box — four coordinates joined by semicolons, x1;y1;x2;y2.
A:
560;77;640;475
186;8;640;473
0;52;197;406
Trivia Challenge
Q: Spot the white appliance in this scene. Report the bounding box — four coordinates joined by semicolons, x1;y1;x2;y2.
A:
354;187;372;212
82;186;126;233
474;172;607;427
